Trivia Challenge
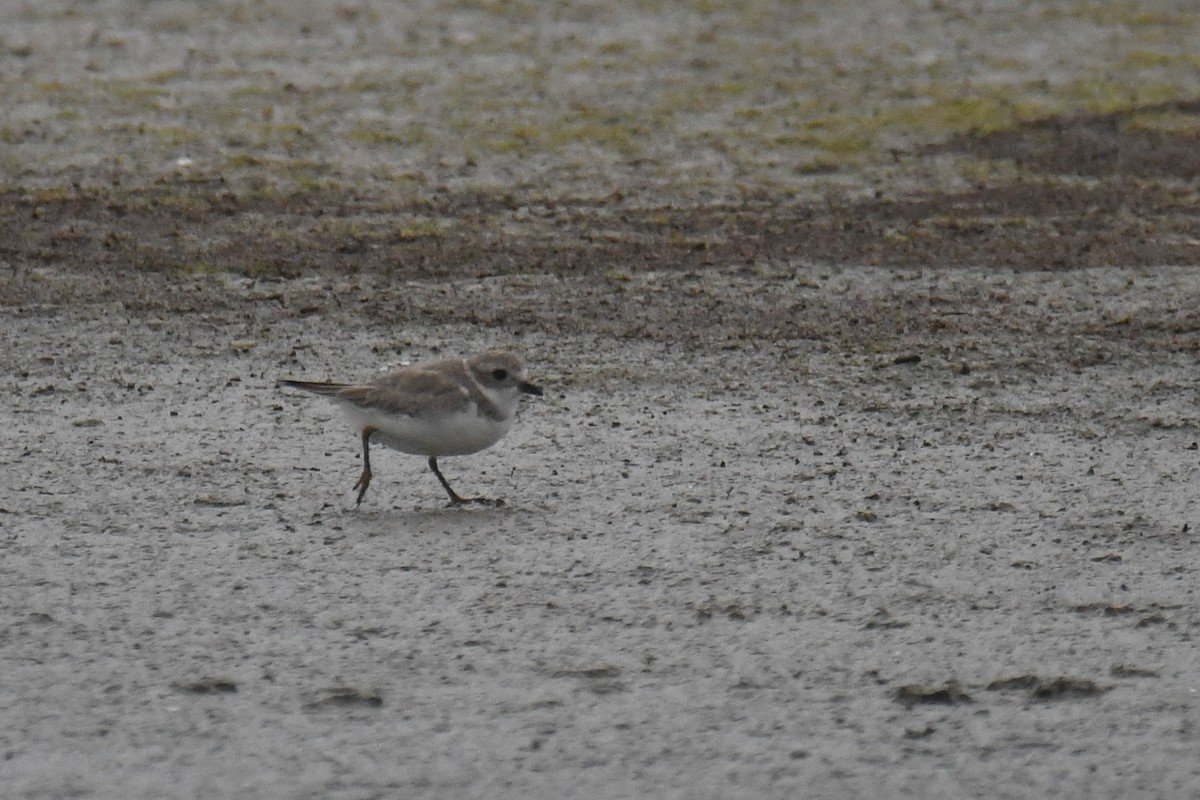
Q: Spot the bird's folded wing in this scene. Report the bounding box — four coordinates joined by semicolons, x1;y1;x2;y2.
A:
340;367;471;418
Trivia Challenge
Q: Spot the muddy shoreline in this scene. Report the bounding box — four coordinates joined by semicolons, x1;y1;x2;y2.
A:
4;2;1200;798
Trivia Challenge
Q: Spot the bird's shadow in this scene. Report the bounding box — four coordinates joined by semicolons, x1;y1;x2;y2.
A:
344;498;548;532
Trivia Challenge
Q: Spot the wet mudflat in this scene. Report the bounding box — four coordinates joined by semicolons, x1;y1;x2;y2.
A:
3;2;1200;798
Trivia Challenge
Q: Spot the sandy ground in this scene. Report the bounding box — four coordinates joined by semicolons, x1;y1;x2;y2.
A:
3;1;1200;799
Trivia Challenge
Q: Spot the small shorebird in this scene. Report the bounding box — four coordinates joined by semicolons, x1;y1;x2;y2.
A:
281;350;542;506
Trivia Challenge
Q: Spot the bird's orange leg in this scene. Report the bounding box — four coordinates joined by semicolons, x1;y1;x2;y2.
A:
353;427;376;506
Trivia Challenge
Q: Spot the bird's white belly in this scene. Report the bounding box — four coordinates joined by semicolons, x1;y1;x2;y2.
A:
345;406;513;457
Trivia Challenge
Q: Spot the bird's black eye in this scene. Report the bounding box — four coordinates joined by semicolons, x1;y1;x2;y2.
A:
491;368;508;381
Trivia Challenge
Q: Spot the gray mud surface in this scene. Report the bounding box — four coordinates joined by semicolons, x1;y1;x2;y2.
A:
4;2;1200;798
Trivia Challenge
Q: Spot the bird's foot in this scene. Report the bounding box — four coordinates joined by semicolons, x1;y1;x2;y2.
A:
446;494;504;508
352;468;372;506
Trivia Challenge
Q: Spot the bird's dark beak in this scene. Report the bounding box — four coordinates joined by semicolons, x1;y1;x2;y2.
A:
519;381;544;397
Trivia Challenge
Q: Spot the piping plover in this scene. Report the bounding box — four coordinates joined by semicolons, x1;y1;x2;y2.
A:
281;350;543;507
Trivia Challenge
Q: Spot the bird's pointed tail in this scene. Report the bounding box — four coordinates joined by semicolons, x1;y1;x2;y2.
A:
279;379;350;397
